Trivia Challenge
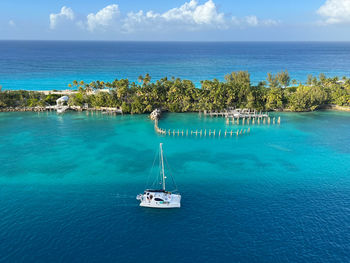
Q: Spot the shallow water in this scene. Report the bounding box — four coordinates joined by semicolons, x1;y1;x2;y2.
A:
0;111;350;262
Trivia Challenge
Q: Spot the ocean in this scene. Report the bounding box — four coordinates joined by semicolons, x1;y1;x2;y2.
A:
1;41;350;262
0;111;350;262
1;41;350;90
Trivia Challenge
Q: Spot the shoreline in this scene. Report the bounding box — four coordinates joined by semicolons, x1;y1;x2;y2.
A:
1;105;350;113
317;104;350;112
0;106;123;113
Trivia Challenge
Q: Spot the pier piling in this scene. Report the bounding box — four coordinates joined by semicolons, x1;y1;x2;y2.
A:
152;110;256;139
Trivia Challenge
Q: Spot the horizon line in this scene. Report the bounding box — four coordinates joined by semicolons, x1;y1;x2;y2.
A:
1;39;350;43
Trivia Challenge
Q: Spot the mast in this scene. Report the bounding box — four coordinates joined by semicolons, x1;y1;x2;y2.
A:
160;143;165;190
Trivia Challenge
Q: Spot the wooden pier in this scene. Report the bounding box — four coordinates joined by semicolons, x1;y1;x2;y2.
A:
203;108;269;118
225;116;281;125
151;108;281;138
154;119;250;138
43;105;123;114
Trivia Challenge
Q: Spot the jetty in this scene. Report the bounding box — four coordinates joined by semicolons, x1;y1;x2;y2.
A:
225;115;281;125
203;108;269;118
200;108;281;126
152;109;250;138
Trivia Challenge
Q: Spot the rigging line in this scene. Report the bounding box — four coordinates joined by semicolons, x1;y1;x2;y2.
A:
151;146;162;189
164;154;178;192
145;148;158;190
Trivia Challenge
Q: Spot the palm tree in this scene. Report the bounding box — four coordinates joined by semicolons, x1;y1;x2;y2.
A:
143;73;151;85
267;73;279;88
277;70;290;88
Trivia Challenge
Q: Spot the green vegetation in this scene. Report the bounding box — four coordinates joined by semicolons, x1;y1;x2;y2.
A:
1;71;350;113
0;90;61;108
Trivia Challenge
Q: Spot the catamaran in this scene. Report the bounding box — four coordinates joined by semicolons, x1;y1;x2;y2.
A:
136;143;181;208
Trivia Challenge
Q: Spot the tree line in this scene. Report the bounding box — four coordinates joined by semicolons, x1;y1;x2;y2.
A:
1;71;349;113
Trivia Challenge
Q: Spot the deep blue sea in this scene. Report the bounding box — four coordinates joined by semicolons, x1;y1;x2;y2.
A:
1;41;350;90
0;111;350;262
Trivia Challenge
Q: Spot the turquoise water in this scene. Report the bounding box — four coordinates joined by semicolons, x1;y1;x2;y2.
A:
0;111;350;262
1;41;350;90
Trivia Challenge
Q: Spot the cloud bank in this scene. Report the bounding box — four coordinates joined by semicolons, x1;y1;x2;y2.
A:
49;0;279;33
122;0;227;32
318;0;350;24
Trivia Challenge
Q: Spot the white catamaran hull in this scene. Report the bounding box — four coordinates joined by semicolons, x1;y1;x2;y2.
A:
137;193;181;208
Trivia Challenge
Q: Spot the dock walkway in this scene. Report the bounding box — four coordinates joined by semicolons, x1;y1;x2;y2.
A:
151;109;250;138
203;108;269;118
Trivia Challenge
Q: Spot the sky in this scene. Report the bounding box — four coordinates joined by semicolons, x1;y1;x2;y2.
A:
0;0;350;41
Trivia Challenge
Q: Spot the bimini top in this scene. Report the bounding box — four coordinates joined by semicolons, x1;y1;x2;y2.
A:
145;189;167;193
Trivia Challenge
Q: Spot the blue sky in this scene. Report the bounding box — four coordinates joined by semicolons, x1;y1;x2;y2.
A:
0;0;349;41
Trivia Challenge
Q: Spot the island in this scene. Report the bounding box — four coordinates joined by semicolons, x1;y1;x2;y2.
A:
0;71;349;113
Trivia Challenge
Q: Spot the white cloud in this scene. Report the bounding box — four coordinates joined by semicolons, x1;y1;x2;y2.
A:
86;4;120;31
245;16;259;26
163;0;224;25
232;16;279;27
123;0;226;32
49;6;74;29
261;19;279;26
318;0;350;24
122;0;279;32
8;20;16;27
49;1;278;34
